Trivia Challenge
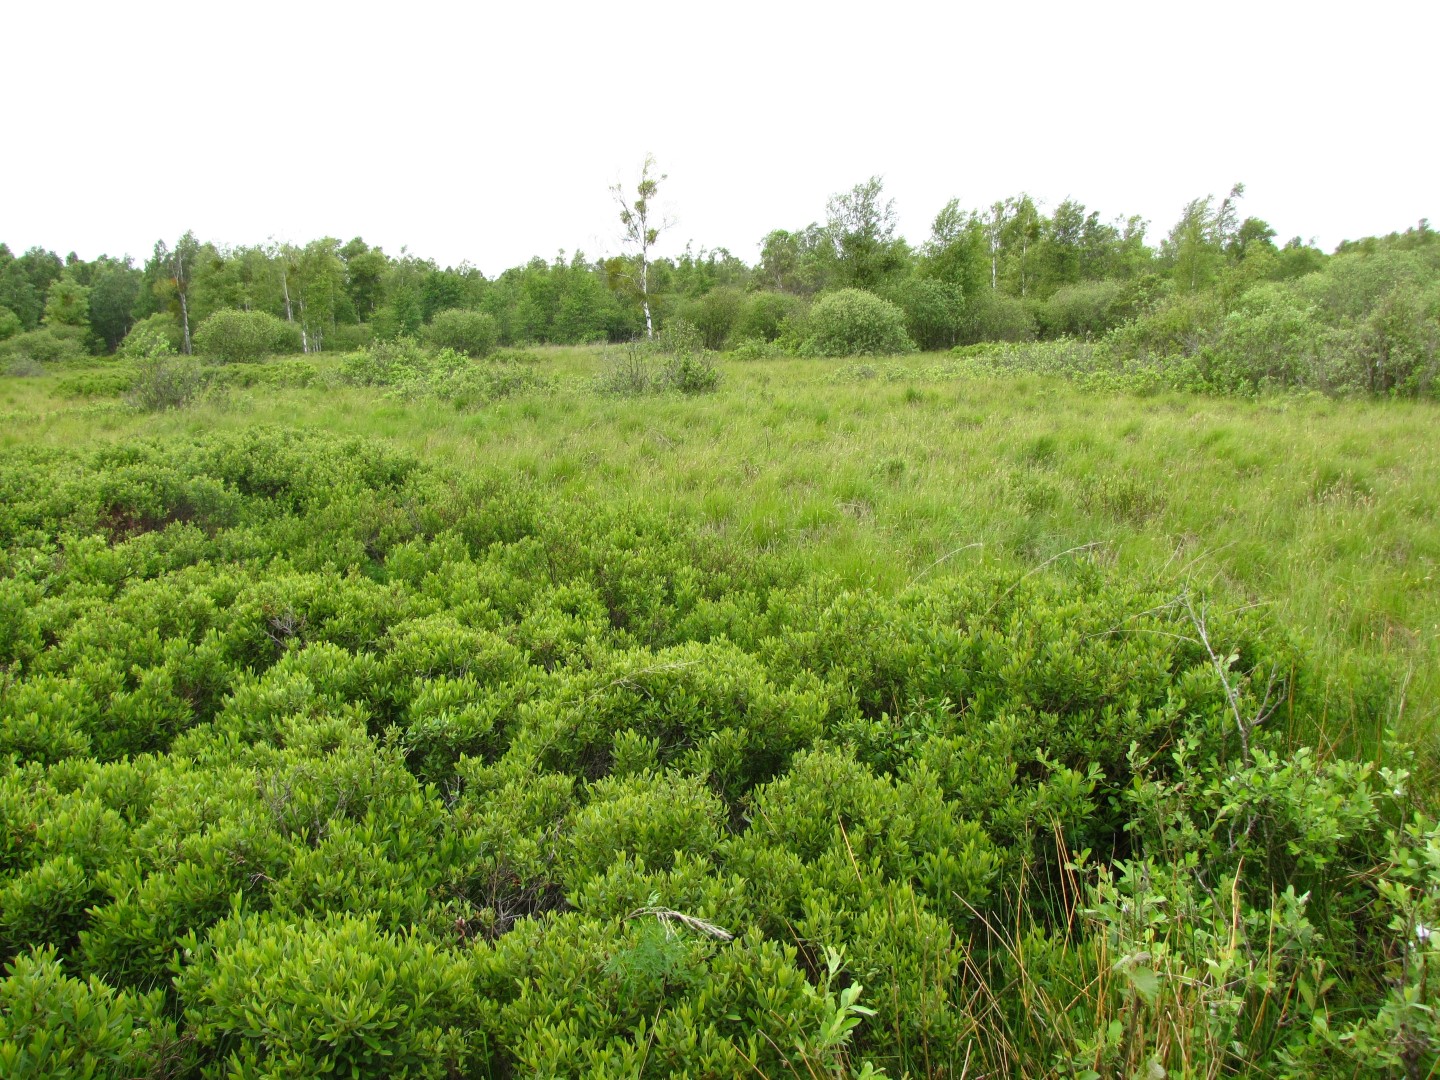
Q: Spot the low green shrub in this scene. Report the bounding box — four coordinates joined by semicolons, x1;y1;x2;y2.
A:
193;309;295;363
422;308;498;358
594;340;657;396
0;327;87;364
176;911;491;1079
117;314;182;359
658;320;721;393
340;342;547;406
126;353;203;411
0;946;179;1080
595;324;720;395
799;288;916;357
2;357;45;378
728;337;785;361
54;368;135;397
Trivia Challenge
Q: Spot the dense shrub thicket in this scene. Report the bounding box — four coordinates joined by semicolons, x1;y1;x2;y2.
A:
0;429;1433;1077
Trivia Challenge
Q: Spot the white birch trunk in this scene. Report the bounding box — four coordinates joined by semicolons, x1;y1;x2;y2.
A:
178;291;192;355
641;254;653;338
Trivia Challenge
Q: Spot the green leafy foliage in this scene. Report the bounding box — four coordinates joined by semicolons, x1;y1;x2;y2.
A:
800;289;917;357
176;911;489;1079
0;946;178;1080
0;327;87;365
0;413;1430;1077
421;308;497;358
126;353;203;411
193;309;296;363
117;314;182;359
339;340;547;406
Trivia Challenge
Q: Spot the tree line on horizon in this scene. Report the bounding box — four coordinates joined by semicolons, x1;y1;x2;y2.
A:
1;177;1435;369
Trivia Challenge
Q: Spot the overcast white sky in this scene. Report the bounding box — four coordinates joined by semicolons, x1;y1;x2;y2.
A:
4;1;1435;275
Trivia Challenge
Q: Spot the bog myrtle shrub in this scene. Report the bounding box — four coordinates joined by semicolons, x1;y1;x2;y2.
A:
0;427;1428;1077
0;946;178;1079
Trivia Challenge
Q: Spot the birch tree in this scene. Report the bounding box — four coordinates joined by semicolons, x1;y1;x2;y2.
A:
611;154;669;338
153;232;200;353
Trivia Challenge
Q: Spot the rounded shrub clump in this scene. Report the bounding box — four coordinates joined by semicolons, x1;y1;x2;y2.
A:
194;309;293;363
799;288;916;357
423;308;498;358
118;313;182;358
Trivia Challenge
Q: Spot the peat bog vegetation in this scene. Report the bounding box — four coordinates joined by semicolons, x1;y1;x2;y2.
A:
2;192;1440;1077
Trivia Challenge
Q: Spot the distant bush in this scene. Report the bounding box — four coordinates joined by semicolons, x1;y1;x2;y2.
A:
422;308;497;358
0;326;87;364
596;323;720;396
678;286;745;350
55;368;136;398
886;278;966;350
206;359;324;391
594;340;656;396
799;289;916;357
0;306;21;342
658;319;721;393
3;357;46;378
729;338;786;361
1196;284;1321;393
736;290;806;344
1039;280;1128;339
324;322;373;352
339;338;429;387
1105;289;1220;366
127;353;204;411
1332;280;1440;395
118;313;183;358
194;309;294;363
340;341;546;406
957;289;1037;345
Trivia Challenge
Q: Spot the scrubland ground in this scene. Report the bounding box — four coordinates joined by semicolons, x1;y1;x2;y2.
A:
2;348;1439;1078
7;348;1436;749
